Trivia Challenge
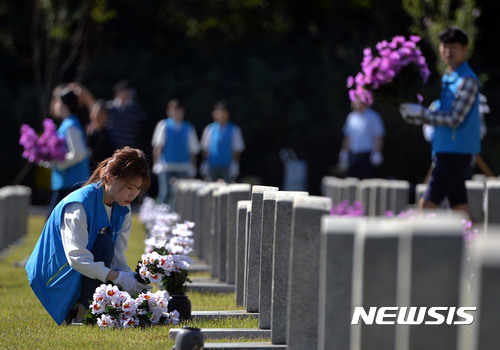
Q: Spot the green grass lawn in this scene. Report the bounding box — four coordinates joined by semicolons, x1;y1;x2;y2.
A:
0;215;261;349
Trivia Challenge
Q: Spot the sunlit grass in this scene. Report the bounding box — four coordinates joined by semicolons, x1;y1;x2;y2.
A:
0;214;263;349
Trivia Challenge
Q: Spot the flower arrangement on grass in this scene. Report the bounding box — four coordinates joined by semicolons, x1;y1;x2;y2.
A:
137;197;195;296
19;118;66;163
347;35;431;109
135;249;193;296
83;284;179;329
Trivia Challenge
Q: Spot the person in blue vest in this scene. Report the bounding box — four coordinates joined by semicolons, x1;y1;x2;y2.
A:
26;147;151;325
200;100;245;182
399;26;480;219
43;88;91;217
151;99;200;204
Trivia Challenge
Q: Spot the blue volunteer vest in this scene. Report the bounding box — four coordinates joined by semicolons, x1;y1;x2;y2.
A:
161;118;191;163
208;122;234;166
51;115;90;190
25;183;130;325
432;61;481;154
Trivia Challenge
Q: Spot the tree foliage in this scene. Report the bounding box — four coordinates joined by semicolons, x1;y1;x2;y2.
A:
402;0;480;71
31;0;116;118
1;0;499;196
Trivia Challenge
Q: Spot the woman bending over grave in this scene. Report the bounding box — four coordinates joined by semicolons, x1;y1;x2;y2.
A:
26;146;151;325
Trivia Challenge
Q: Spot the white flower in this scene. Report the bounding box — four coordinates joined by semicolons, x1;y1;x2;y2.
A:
91;300;105;314
105;285;121;303
122;297;138;316
97;314;118;329
146;270;163;283
150;308;164;324
148;251;160;264
154;290;170;312
121;316;139;328
168;310;180;324
95;284;108;296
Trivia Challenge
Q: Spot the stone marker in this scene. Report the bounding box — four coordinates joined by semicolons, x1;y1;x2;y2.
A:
258;191;278;329
210;188;221;278
351;219;403;350
287;195;331;350
218;186;230;281
388;180;410;215
466;180;484;224
461;235;500;350
321;176;342;205
270;191;308;344
356;179;373;217
368;179;384;216
227;184;252;285
236;200;251;307
260;191;307;331
244;202;252;308
396;214;465;350
342;177;360;205
246;186;278;313
318;216;359;350
484;179;500;230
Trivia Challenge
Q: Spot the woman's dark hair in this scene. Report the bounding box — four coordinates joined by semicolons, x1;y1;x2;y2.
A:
439;26;469;46
85;146;151;193
59;88;80;115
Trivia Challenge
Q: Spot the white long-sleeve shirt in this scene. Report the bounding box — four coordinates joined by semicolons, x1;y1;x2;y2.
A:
60;202;132;282
54;126;88;171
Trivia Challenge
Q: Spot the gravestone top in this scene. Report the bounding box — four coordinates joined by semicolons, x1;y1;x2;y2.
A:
252;185;279;194
275;191;308;200
293;195;331;211
405;212;466;236
237;200;251;210
229;183;252;192
322;216;363;235
263;191;277;201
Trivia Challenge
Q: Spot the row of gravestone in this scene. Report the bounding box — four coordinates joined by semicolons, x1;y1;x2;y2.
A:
172;178;498;350
322;175;500;226
0;185;31;252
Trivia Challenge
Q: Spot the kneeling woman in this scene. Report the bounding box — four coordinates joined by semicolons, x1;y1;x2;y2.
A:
26;147;151;325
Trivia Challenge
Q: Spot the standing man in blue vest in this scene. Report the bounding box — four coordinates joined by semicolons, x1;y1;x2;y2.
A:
399;26;480;219
152;99;200;204
200;100;245;183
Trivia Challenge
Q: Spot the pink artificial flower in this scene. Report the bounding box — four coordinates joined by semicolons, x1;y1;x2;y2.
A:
409;35;421;43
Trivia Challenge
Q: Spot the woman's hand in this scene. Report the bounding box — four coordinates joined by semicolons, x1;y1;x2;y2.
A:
113;271;151;294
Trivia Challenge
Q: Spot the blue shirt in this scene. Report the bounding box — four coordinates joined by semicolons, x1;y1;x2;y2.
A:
161;118;191;163
52;115;90;190
433;62;480;154
208;122;234;166
25;183;129;325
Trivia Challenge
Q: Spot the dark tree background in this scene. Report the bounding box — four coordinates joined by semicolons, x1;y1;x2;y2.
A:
1;0;498;202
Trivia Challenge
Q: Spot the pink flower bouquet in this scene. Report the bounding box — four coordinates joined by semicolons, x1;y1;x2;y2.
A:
19;118;66;163
347;35;431;109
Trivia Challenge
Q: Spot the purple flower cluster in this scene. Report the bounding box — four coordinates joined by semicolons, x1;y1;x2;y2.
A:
462;219;480;248
347;35;431;106
19;119;66;163
330;200;364;217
